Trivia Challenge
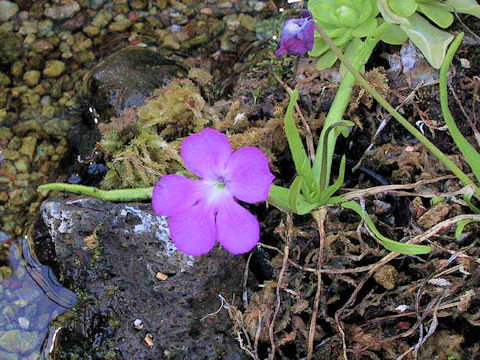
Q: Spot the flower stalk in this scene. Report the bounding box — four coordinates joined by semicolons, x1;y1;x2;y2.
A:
312;34;379;185
37;183;153;201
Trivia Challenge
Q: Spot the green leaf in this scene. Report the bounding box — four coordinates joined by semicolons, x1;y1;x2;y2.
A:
316;49;339;70
388;0;418;17
455;219;473;240
440;33;480;183
418;3;454;28
375;22;408;44
339;38;364;77
377;0;410;24
318;155;346;204
463;193;480;214
400;14;454;69
310;39;330;57
268;185;321;215
439;0;480;18
352;17;378;37
284;90;317;198
430;196;445;206
289;176;303;213
342;200;432;255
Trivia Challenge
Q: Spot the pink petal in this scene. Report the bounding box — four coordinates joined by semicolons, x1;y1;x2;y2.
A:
152;175;203;217
168;203;216;256
181;129;232;180
216;198;260;255
224;147;274;203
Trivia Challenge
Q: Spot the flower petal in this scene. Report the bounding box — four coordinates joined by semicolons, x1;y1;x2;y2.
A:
224;147;274;203
152;175;203;217
168;203;216;256
181;129;232;179
216;199;260;255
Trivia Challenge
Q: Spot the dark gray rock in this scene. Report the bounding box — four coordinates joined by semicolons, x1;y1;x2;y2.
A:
39;196;246;359
84;47;187;121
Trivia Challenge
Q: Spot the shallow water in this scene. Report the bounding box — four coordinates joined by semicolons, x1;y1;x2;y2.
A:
0;233;77;359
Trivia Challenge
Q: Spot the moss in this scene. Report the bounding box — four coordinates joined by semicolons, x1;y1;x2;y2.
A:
99;79;211;189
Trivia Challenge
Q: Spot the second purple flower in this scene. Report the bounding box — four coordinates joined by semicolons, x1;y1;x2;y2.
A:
275;10;315;58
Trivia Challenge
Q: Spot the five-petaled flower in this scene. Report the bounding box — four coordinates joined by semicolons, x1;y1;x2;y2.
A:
152;129;275;256
275;10;315;59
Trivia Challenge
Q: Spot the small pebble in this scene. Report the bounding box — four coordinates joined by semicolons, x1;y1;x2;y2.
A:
0;0;19;21
44;1;80;20
43;60;66;78
133;318;144;330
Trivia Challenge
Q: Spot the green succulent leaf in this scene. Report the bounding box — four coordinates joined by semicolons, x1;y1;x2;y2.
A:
374;22;408;44
437;0;480;18
310;0;379;69
316;49;340;70
339;38;365;77
377;0;410;24
400;14;454;69
342;200;432;255
352;17;378;37
418;3;454;28
389;0;418;17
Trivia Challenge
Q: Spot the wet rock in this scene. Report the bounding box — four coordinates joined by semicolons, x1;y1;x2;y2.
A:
42;60;65;78
44;1;80;20
85;47;186;120
0;1;19;21
39;197;246;359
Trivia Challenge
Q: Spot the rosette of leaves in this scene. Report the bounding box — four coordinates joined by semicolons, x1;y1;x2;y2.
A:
377;0;480;68
308;0;407;70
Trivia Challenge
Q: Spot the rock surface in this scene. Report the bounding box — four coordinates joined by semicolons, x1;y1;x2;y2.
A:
86;47;187;121
39;196;246;359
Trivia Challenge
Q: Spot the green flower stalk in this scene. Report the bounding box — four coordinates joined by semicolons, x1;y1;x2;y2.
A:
377;0;480;68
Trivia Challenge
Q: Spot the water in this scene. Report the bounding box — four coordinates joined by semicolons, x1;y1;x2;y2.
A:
0;233;77;359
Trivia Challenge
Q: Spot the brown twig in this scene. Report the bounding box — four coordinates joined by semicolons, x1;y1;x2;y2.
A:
308;207;328;360
335;214;480;356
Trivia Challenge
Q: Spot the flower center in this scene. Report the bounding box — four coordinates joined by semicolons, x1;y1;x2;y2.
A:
203;176;231;206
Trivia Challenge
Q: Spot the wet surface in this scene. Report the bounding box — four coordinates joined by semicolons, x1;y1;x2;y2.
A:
0;232;76;359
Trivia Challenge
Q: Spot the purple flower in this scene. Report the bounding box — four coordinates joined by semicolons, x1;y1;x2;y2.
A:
275;10;315;59
152;129;275;256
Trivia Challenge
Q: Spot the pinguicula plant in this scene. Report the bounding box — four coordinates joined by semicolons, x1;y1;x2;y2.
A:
267;1;480;254
38;1;480;258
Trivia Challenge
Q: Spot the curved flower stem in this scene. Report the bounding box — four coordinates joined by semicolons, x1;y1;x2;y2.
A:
38;183;153;202
312;33;379;186
440;32;480;184
315;26;479;197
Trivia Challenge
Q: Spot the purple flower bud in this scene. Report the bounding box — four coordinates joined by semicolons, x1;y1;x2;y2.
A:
275;10;315;59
